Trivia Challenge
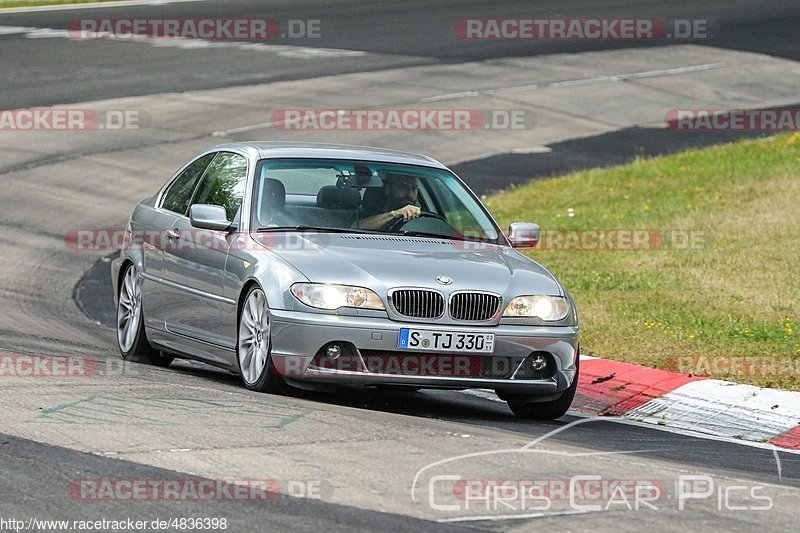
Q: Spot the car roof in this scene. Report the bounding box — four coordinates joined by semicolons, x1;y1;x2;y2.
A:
208;141;449;170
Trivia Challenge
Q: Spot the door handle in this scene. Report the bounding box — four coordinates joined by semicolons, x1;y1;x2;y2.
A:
166;229;180;240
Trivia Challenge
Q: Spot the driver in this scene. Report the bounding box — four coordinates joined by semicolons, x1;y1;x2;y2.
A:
355;174;421;230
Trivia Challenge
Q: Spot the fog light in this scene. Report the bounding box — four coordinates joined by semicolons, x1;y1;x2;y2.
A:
326;344;342;360
530;354;547;371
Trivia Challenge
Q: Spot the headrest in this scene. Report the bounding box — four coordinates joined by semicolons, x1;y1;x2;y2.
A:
317;186;361;209
259;178;286;226
261;178;286;210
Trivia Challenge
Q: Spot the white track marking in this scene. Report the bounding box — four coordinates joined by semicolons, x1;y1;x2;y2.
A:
24;28;70;38
0;0;207;14
0;26;34;35
422;62;730;102
0;24;366;59
147;38;365;58
627;379;800;442
212;121;276;137
461;389;504;403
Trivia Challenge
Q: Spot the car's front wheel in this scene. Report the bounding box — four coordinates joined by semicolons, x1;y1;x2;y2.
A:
506;361;579;420
117;263;173;367
237;286;289;394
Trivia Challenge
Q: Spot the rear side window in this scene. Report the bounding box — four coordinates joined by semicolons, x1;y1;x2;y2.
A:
161;153;216;214
190;152;248;221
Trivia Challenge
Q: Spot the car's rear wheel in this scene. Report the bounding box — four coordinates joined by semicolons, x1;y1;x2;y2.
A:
117;263;173;367
506;361;579;420
237;286;289;394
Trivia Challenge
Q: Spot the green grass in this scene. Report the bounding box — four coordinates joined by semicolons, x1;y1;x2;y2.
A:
0;0;122;7
485;133;800;390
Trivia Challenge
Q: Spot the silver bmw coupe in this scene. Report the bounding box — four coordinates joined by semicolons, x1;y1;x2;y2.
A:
112;142;579;419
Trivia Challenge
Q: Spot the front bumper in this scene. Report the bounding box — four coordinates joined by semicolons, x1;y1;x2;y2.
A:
269;309;578;395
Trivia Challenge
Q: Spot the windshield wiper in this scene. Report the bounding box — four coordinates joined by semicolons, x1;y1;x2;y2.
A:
256;225;380;234
396;230;463;240
397;230;497;245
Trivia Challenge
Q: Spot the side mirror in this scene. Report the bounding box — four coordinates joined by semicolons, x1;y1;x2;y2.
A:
189;204;232;231
508;222;540;248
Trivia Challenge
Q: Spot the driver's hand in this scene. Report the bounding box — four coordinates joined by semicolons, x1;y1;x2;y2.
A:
391;205;421;222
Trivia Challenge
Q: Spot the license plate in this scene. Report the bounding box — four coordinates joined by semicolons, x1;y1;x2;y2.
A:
397;328;495;353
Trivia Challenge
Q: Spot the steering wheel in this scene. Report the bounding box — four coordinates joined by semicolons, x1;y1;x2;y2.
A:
387;210;448;232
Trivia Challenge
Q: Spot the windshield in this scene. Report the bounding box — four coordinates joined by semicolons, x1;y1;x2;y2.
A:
250;159;504;244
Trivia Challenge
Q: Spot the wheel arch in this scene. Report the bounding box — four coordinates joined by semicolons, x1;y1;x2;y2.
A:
117;258;135;297
237;279;265;321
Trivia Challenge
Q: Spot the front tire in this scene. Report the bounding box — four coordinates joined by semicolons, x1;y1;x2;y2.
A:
237;286;289;394
507;361;579;420
116;263;173;367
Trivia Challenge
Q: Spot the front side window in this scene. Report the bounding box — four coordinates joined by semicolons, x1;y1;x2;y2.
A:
190;152;248;221
160;152;216;214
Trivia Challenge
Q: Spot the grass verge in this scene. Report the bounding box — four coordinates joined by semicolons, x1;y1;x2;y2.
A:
485;133;800;390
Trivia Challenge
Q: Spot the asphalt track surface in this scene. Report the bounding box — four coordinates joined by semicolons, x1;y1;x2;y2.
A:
1;0;800;108
0;432;466;532
2;1;800;531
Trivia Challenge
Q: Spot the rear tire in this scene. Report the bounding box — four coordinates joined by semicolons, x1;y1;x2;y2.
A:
116;263;173;367
507;360;579;420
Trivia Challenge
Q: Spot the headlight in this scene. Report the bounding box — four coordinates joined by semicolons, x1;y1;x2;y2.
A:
291;283;385;310
503;296;569;320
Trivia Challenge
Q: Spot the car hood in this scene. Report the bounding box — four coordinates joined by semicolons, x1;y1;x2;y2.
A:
250;233;563;296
